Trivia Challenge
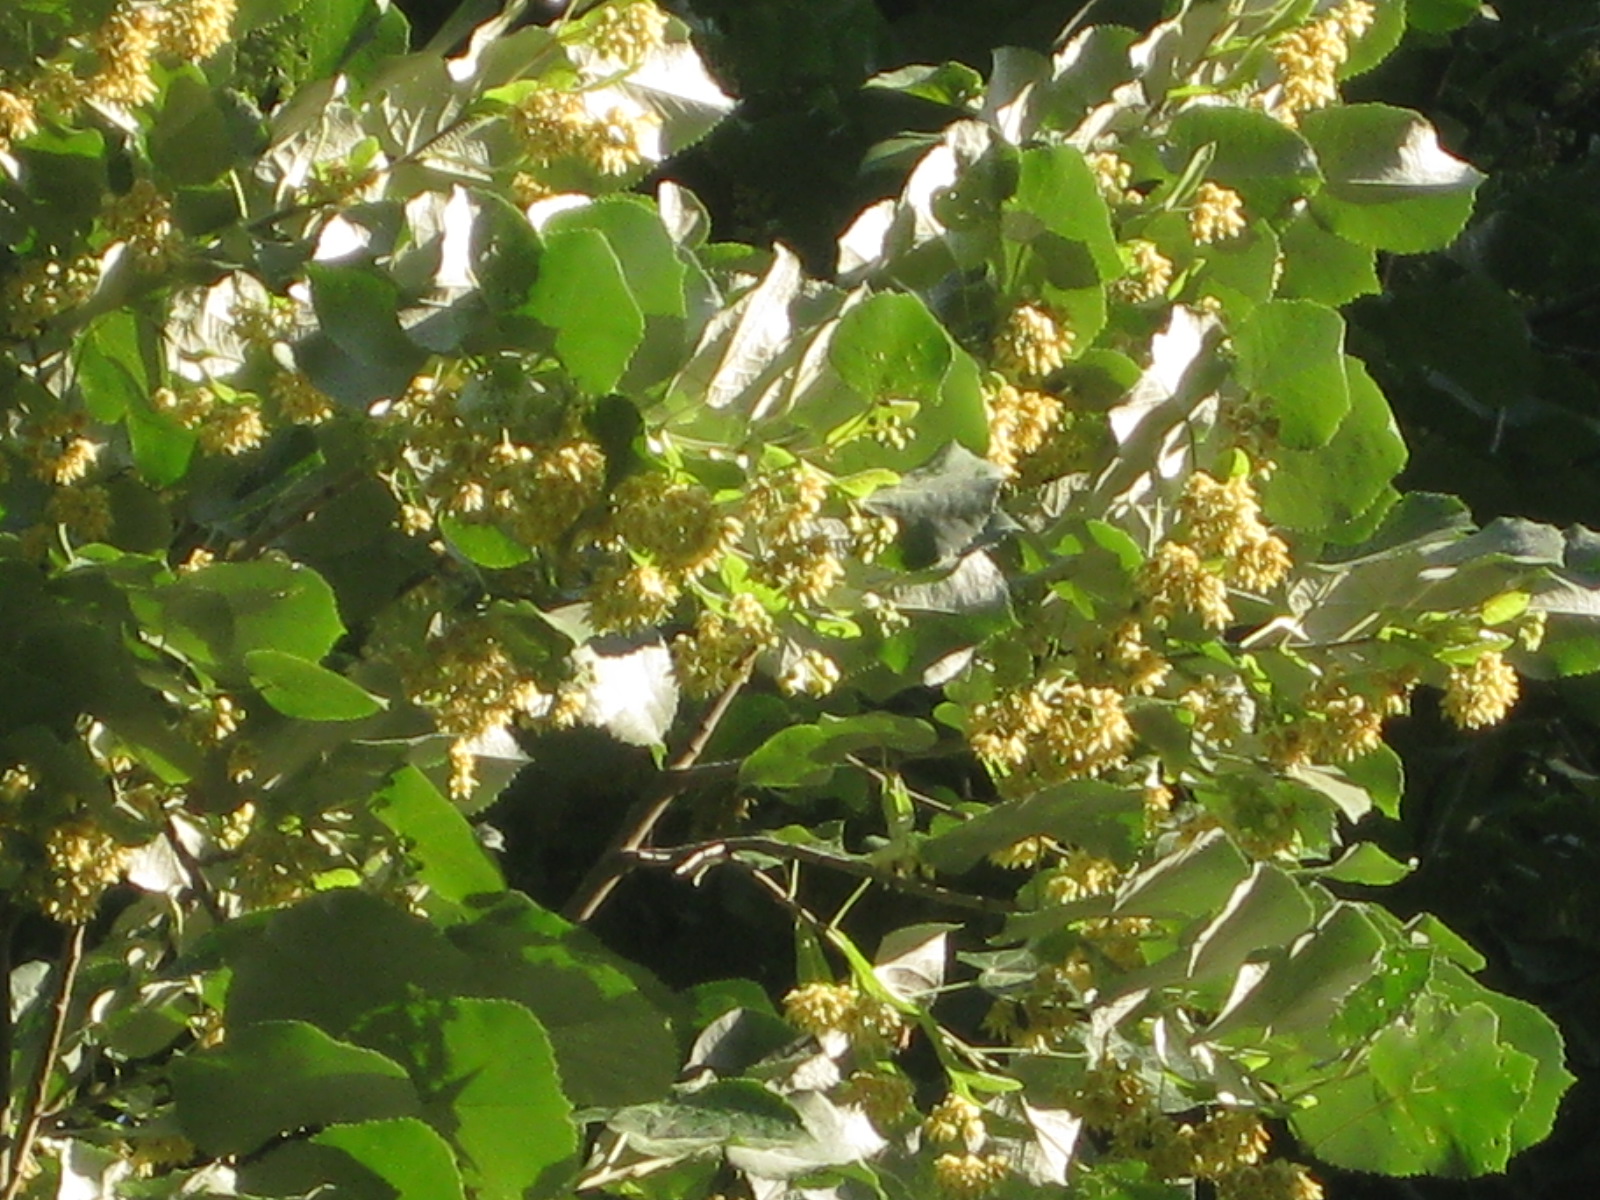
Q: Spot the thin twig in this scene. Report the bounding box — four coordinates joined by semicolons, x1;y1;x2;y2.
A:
0;906;16;1141
1;923;86;1200
562;654;757;923
627;837;1014;916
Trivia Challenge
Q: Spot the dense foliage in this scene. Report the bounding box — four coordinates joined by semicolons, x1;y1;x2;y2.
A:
0;1;1593;1198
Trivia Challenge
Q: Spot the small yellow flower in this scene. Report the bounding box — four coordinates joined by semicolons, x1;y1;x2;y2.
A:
984;381;1063;476
160;0;238;62
1137;542;1233;630
586;0;669;64
0;89;39;154
88;2;164;108
924;1094;986;1147
1111;239;1174;304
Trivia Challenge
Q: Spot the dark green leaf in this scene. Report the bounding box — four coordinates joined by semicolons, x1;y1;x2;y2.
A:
921;781;1144;874
1407;0;1482;34
527;227;646;394
1294;997;1537;1176
1302;105;1484;253
245;648;385;721
172;1021;419;1157
1261;356;1405;529
373;767;504;905
1234;300;1349;449
1167;106;1320;219
313;1119;466;1200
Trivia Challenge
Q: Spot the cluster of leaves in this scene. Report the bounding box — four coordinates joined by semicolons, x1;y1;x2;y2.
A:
0;1;1593;1198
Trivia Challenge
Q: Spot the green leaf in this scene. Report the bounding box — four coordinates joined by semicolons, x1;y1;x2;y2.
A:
150;70;240;186
137;560;345;680
1294;997;1537;1176
921;781;1144;874
304;262;428;407
126;404;197;488
861;443;1008;569
1167;106;1320;219
374;767;505;905
1302;104;1484;253
1315;843;1415;886
1186;864;1316;983
1234;300;1349;449
1261;356;1406;529
1114;828;1251;919
1005;145;1121;281
609;1080;806;1156
865;62;984;108
172;1020;419;1157
1341;744;1404;819
360;996;577;1200
546;198;687;318
76;312;148;422
527;227;646;394
245;648;385;721
1277;212;1381;306
448;894;681;1108
740;713;938;790
1202;902;1386;1041
1407;0;1481;34
439;514;535;567
313;1119;466;1200
1431;964;1576;1155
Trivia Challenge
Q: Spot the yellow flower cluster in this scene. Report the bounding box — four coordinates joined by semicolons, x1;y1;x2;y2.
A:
611;473;741;577
746;466;846;606
1181;675;1255;745
1216;1160;1324;1200
672;593;778;698
586;0;669;65
1190;181;1248;244
924;1094;986;1147
1087;151;1138;205
31;818;130;924
510;87;659;177
1271;1;1377;124
984;381;1063;476
588;561;679;633
970;675;1135;786
838;1070;916;1129
270;371;336;425
932;1153;1009;1199
1112;239;1175;304
0;88;39;155
993;302;1075;382
160;0;238;63
152;386;266;456
397;622;581;796
1041;849;1121;904
782;981;905;1046
104;180;178;271
1;254;99;337
778;646;842;698
1191;1109;1271;1178
1180;470;1293;592
988;834;1053;870
1442;649;1519;730
46;484;114;542
1083;619;1171;696
1137;542;1232;630
89;2;164;107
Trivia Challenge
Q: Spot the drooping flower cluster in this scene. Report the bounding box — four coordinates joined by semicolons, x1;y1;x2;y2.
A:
0;88;39;155
103;179;178;271
1442;649;1520;730
586;0;670;65
30;818;131;924
1190;181;1248;244
923;1094;986;1147
783;981;905;1047
1137;542;1233;630
745;465;846;607
1270;1;1378;124
932;1152;1010;1198
611;473;741;578
672;593;778;698
509;87;659;177
1087;150;1138;205
1112;239;1175;304
1082;619;1171;696
984;381;1063;476
152;386;266;456
969;675;1135;788
1178;469;1293;592
993;302;1075;382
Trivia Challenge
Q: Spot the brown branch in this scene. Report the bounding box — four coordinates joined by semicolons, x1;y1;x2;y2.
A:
0;906;16;1141
627;838;1013;916
562;654;757;923
1;923;86;1200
